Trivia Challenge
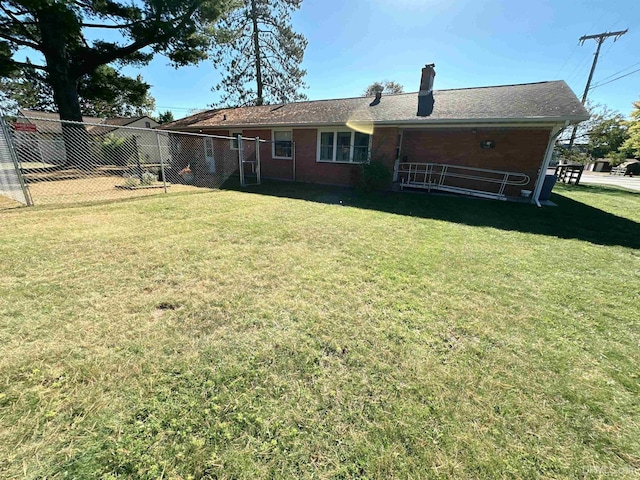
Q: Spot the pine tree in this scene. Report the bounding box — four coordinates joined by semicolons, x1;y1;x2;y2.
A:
1;0;231;164
1;64;156;117
0;0;231;122
211;0;307;107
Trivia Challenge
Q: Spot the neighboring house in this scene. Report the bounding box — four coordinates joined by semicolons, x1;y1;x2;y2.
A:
611;160;640;176
163;65;589;203
13;110;159;166
587;159;612;172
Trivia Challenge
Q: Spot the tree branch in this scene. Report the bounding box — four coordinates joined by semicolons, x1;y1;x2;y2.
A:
0;5;39;42
77;1;200;75
81;21;145;29
9;60;48;71
0;5;31;16
0;32;41;51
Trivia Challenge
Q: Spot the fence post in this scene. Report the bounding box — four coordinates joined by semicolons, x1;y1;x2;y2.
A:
238;135;245;187
0;113;33;206
255;137;261;185
156;131;168;193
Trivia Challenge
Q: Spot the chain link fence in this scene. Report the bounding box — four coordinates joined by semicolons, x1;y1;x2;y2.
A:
0;116;31;206
0;115;262;207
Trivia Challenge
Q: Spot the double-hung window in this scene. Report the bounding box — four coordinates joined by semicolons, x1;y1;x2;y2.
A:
272;130;293;159
317;129;370;163
230;131;242;150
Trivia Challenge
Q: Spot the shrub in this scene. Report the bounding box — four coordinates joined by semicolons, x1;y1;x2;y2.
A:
123;175;140;187
356;161;392;192
141;171;156;186
101;134;134;166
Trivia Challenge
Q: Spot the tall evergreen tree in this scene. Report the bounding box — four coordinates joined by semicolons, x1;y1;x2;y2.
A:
0;0;232;122
1;0;231;164
0;62;52;113
78;67;156;118
0;64;155;117
210;0;307;107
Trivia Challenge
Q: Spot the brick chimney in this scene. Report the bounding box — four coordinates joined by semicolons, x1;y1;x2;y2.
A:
417;63;436;117
370;90;382;107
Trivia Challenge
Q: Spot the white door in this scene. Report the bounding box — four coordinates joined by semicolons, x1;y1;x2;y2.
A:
204;138;216;173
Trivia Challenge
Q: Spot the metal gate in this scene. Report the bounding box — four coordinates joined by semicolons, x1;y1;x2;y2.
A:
0;115;31;206
238;135;262;187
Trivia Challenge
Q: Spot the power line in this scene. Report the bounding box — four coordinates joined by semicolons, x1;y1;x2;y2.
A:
590;67;640;90
555;41;580;79
565;50;593;84
156;105;210;111
568;29;628;148
593;60;640;84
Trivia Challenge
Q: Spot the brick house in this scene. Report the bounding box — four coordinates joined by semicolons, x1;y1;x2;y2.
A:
163;65;589;203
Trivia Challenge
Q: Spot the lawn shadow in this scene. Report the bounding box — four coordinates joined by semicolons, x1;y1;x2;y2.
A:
221;179;640;250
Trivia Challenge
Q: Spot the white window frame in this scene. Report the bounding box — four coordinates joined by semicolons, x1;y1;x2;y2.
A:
316;128;372;164
230;130;242;150
272;129;293;159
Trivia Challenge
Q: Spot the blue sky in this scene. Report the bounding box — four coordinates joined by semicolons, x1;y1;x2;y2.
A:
15;0;640;118
138;0;640;119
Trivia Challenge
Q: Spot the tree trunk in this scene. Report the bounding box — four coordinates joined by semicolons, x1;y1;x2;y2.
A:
36;5;91;167
250;0;264;106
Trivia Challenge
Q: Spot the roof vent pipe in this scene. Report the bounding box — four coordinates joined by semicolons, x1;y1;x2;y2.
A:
417;63;436;117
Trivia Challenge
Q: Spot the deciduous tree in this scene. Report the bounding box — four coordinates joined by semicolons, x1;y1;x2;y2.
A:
621;98;640;159
363;81;404;97
586;109;628;159
156;110;174;124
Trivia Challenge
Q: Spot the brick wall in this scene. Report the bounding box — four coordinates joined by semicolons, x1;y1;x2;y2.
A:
400;127;551;194
242;129;294;181
291;127;400;186
184;125;551;194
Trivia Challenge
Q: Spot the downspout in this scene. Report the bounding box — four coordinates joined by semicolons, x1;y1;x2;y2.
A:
292;140;296;182
393;130;404;182
531;121;568;207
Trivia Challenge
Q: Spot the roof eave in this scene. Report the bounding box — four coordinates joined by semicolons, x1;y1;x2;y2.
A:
161;115;590;132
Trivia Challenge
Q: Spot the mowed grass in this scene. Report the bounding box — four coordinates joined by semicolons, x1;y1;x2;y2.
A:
0;183;638;479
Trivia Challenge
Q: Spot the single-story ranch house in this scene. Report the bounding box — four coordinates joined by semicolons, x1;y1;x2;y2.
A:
163;65;589;203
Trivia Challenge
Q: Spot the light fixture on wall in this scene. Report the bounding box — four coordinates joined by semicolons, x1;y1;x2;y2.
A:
480;140;495;149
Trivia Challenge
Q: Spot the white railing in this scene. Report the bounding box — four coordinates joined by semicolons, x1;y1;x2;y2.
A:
396;162;530;200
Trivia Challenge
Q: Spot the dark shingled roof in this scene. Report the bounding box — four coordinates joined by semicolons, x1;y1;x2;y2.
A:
17;109;105;134
16;110;153;134
162;81;589;130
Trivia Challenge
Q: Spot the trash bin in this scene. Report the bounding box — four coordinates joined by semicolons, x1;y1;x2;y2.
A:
539;174;557;201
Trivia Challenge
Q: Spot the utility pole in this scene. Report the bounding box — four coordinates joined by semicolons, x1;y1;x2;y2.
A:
568;29;628;148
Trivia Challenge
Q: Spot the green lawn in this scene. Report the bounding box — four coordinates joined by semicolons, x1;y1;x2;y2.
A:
0;183;638;479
